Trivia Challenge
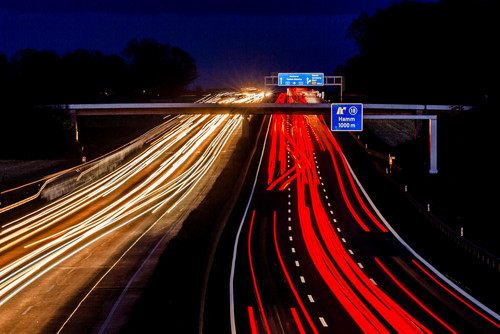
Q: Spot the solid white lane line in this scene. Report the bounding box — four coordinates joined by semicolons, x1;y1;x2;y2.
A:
343;153;500;321
229;117;271;334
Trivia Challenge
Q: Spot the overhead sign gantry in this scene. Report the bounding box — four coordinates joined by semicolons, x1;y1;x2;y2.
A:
278;73;324;86
265;73;345;101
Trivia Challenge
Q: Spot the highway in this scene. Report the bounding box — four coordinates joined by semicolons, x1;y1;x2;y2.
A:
0;112;245;333
1;87;499;333
202;88;500;333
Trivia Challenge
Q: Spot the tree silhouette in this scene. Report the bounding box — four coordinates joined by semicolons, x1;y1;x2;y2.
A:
0;39;200;159
0;53;9;100
123;38;198;99
10;49;62;104
61;49;129;102
337;0;494;104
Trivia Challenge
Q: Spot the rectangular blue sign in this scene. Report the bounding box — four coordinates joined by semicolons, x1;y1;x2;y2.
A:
331;103;363;131
278;73;324;86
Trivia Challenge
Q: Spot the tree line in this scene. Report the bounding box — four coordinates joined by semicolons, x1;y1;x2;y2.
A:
336;0;494;105
0;38;198;105
0;39;198;160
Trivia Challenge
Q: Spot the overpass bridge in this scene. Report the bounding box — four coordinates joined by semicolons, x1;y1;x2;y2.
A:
67;102;468;116
67;103;472;174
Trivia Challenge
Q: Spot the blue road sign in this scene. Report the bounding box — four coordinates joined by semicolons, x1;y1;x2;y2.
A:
331;103;363;131
278;73;324;86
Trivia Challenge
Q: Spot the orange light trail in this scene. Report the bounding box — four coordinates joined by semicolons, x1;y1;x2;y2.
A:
0;114;243;306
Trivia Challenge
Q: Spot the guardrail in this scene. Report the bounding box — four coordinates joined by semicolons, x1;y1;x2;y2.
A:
353;134;500;272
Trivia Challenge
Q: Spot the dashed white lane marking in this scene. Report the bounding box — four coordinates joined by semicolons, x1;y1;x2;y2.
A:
289;236;293;241
336;228;341;232
300;276;306;283
288;226;292;231
22;306;33;316
46;285;55;293
291;247;296;253
357;262;364;269
370;278;378;286
341;238;347;243
288;217;292;221
295;261;300;267
319;317;328;327
348;249;354;255
307;295;315;303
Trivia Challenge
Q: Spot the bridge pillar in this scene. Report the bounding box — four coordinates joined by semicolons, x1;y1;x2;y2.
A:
242;116;250;138
69;109;79;143
429;118;438;174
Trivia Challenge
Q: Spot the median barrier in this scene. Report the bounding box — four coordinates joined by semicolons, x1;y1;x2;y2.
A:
0;121;170;214
40;142;141;201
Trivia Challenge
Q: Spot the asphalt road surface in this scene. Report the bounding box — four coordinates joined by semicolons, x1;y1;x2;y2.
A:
0;113;243;333
203;114;500;333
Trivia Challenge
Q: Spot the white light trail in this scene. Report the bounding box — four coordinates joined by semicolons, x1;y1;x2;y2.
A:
0;113;242;306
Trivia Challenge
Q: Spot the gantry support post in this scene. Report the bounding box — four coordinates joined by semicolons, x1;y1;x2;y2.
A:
429;117;438;174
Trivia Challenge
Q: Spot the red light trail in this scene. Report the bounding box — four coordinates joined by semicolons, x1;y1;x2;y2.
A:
265;88;433;332
226;87;499;334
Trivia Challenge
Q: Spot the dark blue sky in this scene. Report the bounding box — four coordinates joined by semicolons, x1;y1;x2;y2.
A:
0;0;438;89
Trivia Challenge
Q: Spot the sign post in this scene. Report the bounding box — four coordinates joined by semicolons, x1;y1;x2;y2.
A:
331;103;363;131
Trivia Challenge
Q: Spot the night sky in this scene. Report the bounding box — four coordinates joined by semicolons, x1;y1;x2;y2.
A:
0;0;438;89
